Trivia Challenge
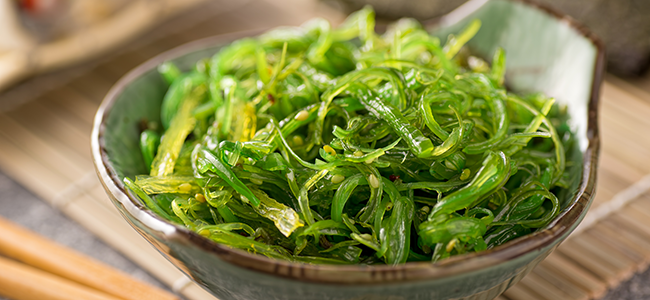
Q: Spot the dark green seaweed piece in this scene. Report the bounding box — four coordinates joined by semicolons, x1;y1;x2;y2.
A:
128;7;573;265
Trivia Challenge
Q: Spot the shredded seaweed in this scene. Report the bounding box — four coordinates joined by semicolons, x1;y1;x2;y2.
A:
125;7;574;265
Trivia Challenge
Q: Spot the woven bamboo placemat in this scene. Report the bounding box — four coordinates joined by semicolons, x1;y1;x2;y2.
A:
0;0;216;93
0;1;648;300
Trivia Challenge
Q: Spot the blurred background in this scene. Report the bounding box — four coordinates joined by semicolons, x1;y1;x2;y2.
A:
2;0;650;99
1;0;650;299
334;0;650;76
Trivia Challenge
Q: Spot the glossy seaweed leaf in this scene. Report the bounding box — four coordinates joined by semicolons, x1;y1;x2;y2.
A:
128;7;573;265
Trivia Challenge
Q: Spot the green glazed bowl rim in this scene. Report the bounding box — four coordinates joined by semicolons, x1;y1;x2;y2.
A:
92;0;604;285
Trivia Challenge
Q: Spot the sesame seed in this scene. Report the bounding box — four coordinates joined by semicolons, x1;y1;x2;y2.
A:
331;174;345;184
178;183;192;193
446;239;457;253
295;110;309;121
292;135;304;146
195;193;206;203
445;160;457;171
460;168;471;180
323;145;336;156
368;174;380;189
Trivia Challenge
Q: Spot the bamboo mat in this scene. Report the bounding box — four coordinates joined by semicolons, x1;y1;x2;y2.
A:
0;1;649;300
0;0;217;94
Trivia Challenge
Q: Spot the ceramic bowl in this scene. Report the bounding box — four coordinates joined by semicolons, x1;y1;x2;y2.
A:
91;0;604;299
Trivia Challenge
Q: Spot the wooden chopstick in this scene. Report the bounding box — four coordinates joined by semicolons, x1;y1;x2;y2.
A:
0;256;121;300
0;216;179;300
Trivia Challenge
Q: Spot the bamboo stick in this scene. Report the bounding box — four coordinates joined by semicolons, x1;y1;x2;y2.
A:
93;52;146;81
0;115;87;180
7;103;93;168
585;229;645;265
540;253;607;298
601;218;650;267
530;264;589;300
0;132;68;198
601;126;650;173
628;198;650;216
39;98;94;138
602;112;650;154
572;234;637;281
598;152;644;188
557;241;619;285
0;256;121;300
14;101;91;149
47;86;100;125
602;81;650;123
502;283;546;300
610;213;650;238
67;73;114;103
620;206;650;232
0;217;179;300
517;271;574;300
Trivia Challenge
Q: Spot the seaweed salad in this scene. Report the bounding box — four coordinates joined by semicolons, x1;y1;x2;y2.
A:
125;7;575;265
